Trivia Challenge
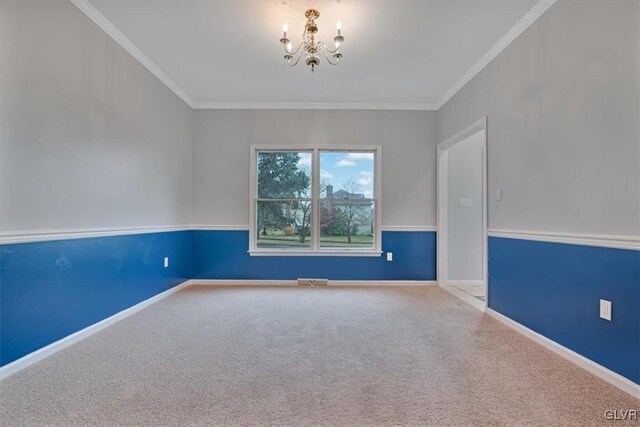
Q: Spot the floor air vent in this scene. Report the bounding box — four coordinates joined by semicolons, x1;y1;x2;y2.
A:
297;278;328;287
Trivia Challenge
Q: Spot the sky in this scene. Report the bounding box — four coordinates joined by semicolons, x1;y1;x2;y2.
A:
297;152;374;198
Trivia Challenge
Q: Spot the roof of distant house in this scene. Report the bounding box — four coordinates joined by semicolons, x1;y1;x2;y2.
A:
332;189;365;199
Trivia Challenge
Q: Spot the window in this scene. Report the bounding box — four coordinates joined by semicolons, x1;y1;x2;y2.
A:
250;146;381;256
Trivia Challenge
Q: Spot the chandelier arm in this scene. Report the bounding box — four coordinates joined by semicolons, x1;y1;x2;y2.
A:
318;41;340;54
284;40;305;56
287;47;306;67
319;44;340;66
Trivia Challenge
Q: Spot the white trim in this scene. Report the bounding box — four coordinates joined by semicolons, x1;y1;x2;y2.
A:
192;280;298;287
381;226;437;232
0;225;191;245
193;225;436;232
447;280;484;286
192;102;437;111
311;148;321;251
437;117;489;310
441;284;486;312
249;147;258;252
69;0;195;108
69;1;555;113
0;280;192;380
248;144;382;151
0;225;436;245
248;145;382;256
435;0;557;109
191;279;436;287
8;225;635;250
487;308;640;399
488;229;640;251
247;250;382;257
191;225;250;231
331;280;436;287
437;117;488;150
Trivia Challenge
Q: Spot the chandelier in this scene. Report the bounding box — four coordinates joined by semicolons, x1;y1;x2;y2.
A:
279;9;344;72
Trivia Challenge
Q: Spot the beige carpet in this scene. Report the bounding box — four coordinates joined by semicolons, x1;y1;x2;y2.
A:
0;286;637;426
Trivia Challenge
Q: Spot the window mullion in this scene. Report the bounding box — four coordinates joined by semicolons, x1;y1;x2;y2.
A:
311;148;320;251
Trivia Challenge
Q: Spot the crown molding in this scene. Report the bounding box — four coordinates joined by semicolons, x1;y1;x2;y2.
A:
191;102;438;111
435;0;557;110
69;0;195;108
70;0;556;112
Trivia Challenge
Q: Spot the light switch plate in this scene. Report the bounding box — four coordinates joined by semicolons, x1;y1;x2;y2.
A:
600;299;611;321
386;252;393;261
164;257;169;268
459;198;472;208
496;188;503;201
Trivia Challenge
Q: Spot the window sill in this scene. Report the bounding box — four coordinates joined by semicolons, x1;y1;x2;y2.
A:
248;250;383;257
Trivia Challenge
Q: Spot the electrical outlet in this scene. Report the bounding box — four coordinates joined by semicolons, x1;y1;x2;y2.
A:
600;299;611;321
496;188;503;201
386;252;393;261
164;257;169;268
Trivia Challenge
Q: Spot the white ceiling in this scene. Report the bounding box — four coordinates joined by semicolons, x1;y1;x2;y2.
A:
78;0;552;109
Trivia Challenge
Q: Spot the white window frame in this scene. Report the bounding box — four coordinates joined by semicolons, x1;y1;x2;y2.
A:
249;145;382;257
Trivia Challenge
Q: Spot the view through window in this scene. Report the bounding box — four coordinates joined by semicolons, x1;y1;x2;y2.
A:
256;151;312;249
319;152;374;248
253;148;378;253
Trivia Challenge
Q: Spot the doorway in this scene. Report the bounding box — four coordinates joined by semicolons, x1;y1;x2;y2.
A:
437;118;487;311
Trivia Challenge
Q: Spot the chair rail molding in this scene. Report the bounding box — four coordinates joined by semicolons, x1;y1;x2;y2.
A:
488;229;640;251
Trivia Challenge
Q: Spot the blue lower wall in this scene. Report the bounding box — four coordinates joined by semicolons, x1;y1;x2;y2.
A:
192;230;436;281
4;229;637;387
0;229;433;367
488;237;640;384
0;231;192;366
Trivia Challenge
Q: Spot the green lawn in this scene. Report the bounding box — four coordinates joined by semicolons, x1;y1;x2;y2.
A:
256;230;373;248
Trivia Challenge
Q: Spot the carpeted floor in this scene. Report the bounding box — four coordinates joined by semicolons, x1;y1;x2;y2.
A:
1;285;637;426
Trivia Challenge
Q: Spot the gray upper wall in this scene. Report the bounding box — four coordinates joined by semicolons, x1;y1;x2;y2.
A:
1;0;193;233
437;0;640;236
193;110;437;228
4;0;637;237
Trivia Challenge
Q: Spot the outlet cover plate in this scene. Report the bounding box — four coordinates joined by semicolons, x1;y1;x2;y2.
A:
600;299;612;321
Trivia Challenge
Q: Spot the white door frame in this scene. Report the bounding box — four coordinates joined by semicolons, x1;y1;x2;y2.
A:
437;117;488;311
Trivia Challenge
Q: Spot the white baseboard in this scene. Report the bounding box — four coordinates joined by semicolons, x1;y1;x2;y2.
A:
487;308;640;398
440;284;486;311
192;279;297;286
191;279;437;287
0;279;192;381
446;280;485;286
330;280;436;287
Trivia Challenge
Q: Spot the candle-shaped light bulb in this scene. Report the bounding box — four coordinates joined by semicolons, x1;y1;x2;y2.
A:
336;21;342;31
282;24;288;37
